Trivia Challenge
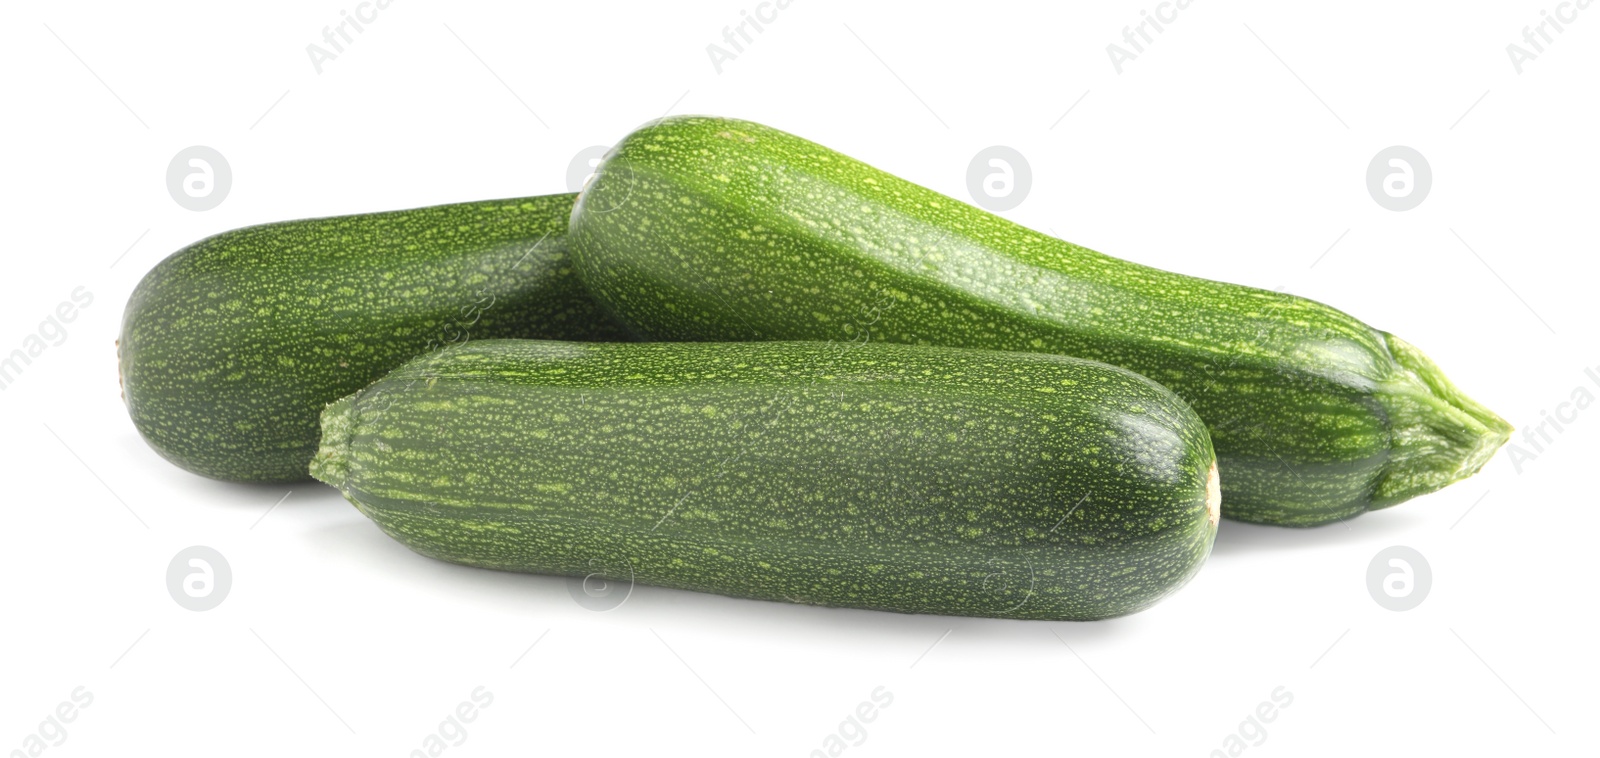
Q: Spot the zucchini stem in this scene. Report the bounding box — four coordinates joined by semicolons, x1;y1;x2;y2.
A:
310;393;358;488
1370;332;1512;509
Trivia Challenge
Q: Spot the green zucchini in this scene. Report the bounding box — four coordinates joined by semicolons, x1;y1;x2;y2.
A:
311;339;1219;620
119;193;630;483
568;116;1511;527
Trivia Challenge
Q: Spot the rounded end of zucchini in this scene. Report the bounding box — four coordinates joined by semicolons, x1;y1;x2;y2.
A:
310;393;359;489
1205;461;1221;528
1369;332;1512;509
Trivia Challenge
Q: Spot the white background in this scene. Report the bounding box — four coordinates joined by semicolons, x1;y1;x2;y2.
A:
2;1;1595;756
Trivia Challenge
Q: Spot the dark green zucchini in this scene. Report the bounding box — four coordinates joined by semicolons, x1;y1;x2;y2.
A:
311;340;1219;620
119;193;629;483
567;116;1511;526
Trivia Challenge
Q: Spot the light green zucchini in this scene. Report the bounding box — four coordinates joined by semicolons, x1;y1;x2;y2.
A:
567;116;1511;526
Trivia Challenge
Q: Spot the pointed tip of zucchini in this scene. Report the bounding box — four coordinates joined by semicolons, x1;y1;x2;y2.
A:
310;393;359;489
1369;332;1512;509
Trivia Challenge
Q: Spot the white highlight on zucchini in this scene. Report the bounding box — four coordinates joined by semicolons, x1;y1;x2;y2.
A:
1205;462;1222;527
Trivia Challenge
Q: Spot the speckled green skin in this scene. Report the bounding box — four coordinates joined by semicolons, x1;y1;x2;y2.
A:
311;340;1218;620
568;116;1512;526
120;193;630;483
